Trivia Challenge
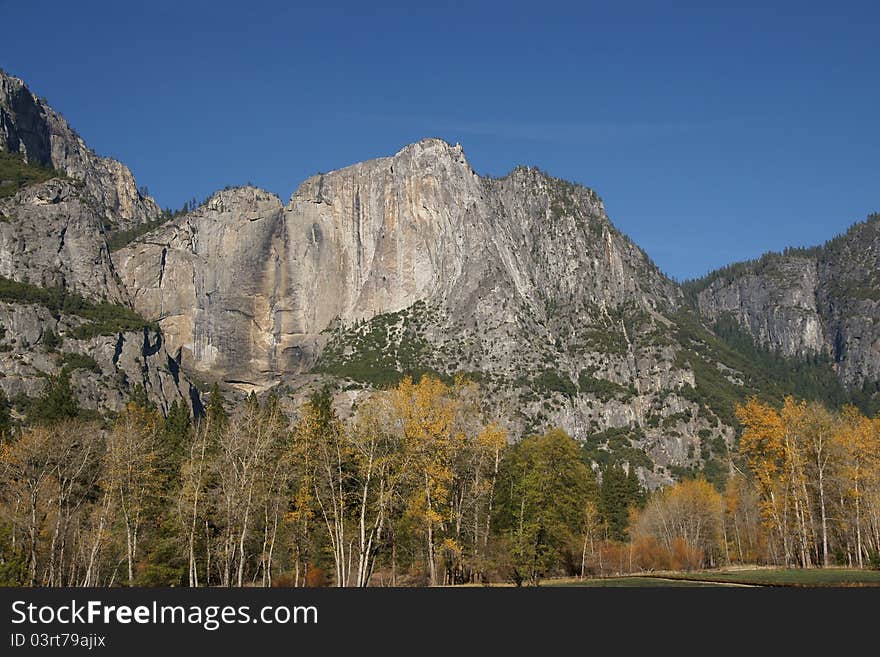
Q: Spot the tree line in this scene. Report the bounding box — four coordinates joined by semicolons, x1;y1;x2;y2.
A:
585;397;880;575
1;376;878;587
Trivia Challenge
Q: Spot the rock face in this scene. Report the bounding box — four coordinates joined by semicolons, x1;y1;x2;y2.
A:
1;71;160;230
115;186;287;387
694;256;825;358
117;139;679;387
0;178;125;301
691;215;880;388
117;139;735;487
0;71;196;415
3;69;879;487
0;302;195;416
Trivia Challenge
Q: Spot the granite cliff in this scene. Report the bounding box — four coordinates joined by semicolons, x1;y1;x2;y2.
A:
2;69;878;487
688;214;880;389
115;139;733;487
0;71;196;416
1;71;160;230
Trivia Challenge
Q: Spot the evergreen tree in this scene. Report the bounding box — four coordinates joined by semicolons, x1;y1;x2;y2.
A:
42;328;60;351
626;466;646;508
0;523;27;586
204;382;228;435
31;370;79;424
164;399;192;466
310;385;335;427
0;388;12;438
598;464;644;541
134;398;194;586
129;384;155;411
494;429;598;584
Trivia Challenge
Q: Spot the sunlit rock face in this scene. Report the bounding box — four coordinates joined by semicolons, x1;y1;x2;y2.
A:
693;215;880;388
0;71;194;414
8;64;880;485
116;139;679;391
1;70;161;230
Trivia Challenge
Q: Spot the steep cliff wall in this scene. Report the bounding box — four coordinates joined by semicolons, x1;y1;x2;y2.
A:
0;71;195;414
117;139;736;487
116;139;680;389
692;214;880;388
1;71;160;230
4;69;877;486
0;179;126;301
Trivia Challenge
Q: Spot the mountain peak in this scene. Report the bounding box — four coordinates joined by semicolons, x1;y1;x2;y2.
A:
289;137;475;206
395;136;466;159
1;70;161;230
199;185;283;220
392;137;471;173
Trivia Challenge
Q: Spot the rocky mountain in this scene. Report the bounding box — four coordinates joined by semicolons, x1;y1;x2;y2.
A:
688;214;880;390
1;70;877;487
115;138;738;487
0;178;125;301
0;71;196;417
1;70;161;230
115;140;679;387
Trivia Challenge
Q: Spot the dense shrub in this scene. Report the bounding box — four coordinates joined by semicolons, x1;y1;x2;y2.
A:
0;276;155;337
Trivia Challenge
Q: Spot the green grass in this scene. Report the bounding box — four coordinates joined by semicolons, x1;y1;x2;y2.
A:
549;568;880;587
554;576;727;587
668;568;880;587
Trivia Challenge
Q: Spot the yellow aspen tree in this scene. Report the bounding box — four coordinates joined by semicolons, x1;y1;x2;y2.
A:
444;378;507;582
103;403;162;585
868;419;880;560
471;422;506;571
0;425;57;585
293;388;353;587
799;402;837;567
723;471;763;564
389;375;457;586
736;397;790;564
835;406;879;568
580;500;601;578
179;424;208;587
779;397;814;567
212;395;287;587
632;478;722;569
43;420;103;586
348;392;407;587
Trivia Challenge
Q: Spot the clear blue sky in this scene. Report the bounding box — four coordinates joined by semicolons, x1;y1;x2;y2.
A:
2;0;878;280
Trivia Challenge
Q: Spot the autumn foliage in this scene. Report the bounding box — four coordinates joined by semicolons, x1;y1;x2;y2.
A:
2;380;880;587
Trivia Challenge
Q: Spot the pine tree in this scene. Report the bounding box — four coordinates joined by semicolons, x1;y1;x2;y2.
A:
598;464;643;541
31;370;79;424
0;388;12;438
625;466;646;508
164;399;192;465
129;384;155;410
310;385;335;427
204;383;228;435
494;429;598;584
0;523;27;585
135;398;193;586
42;328;60;351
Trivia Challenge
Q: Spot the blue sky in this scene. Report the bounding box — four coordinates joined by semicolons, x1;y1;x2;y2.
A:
2;0;878;280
